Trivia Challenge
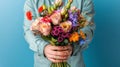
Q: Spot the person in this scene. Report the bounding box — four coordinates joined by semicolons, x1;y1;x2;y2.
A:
23;0;95;67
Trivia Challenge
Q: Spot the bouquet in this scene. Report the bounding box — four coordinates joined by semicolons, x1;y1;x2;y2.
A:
26;0;88;67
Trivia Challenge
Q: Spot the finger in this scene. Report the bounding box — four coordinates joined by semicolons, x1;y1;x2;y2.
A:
46;50;72;56
46;50;68;56
63;45;72;51
47;57;67;63
49;46;67;51
46;53;69;60
49;45;72;51
46;50;72;60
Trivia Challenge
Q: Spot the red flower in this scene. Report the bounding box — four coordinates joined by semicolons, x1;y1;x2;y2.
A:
26;11;32;20
41;16;52;22
38;6;43;13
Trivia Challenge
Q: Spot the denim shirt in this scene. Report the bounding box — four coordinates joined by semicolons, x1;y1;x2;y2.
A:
23;0;95;67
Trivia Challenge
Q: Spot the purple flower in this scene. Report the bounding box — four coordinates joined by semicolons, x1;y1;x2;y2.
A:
51;26;64;36
61;33;70;38
58;27;64;33
54;30;59;36
68;11;79;27
58;37;64;42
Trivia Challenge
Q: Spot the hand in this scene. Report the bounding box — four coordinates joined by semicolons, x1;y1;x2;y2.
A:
44;44;72;63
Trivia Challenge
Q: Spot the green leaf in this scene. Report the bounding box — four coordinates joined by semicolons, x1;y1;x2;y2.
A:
66;2;71;9
51;37;57;42
49;41;55;46
50;6;54;12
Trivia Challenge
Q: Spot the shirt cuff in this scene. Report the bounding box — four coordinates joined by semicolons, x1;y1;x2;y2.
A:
36;39;49;57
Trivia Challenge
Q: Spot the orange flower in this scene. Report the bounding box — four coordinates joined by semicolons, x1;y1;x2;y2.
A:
79;30;86;40
69;32;80;42
60;21;72;32
26;11;32;20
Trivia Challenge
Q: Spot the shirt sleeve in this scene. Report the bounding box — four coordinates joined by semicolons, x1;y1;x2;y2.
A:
80;0;96;51
23;0;49;57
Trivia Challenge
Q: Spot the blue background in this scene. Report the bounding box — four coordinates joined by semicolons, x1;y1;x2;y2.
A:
0;0;120;67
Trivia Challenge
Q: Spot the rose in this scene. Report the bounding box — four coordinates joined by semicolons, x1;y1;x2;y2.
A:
50;12;62;25
38;17;51;36
30;17;41;31
31;17;51;36
60;21;72;32
39;22;51;36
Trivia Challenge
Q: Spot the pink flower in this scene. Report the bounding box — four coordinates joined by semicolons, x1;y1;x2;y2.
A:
31;17;51;36
31;17;41;31
50;12;62;25
39;22;51;36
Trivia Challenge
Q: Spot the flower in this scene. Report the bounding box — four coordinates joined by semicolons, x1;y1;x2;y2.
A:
79;39;86;46
39;22;51;36
60;21;72;32
51;26;63;36
30;0;89;67
79;30;86;40
51;29;59;36
69;32;80;42
41;16;52;22
32;17;51;36
58;37;64;42
50;12;62;25
26;11;32;20
61;32;70;38
31;17;41;31
68;11;79;26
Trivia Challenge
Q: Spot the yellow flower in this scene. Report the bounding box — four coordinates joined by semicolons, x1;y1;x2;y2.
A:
69;32;80;42
79;30;86;40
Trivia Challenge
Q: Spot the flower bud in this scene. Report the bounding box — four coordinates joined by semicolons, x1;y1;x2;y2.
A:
61;7;67;15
